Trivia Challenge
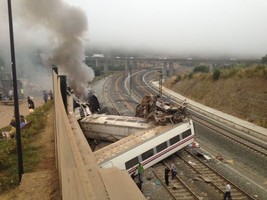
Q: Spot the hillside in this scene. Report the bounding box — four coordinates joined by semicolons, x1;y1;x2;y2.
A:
164;64;267;128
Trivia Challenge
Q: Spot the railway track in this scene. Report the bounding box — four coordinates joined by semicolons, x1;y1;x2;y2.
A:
104;71;264;199
176;149;255;200
193;117;267;157
152;162;199;200
152;149;256;200
104;73;136;115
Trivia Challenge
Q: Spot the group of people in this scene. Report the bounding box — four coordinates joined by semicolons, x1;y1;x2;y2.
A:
133;161;232;199
2;90;53;139
7;115;28;139
43;90;53;103
27;90;53;114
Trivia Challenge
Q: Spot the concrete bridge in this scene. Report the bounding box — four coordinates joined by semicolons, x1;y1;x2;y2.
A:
89;56;257;79
52;68;145;200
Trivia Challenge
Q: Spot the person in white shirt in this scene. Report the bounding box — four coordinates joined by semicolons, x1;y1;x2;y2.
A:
224;183;232;200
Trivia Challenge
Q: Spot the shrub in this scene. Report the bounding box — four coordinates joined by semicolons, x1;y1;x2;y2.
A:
188;72;193;79
0;100;53;192
175;75;181;83
213;69;221;80
193;65;209;73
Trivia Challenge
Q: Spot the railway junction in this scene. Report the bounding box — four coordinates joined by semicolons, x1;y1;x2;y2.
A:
92;70;267;199
1;69;266;200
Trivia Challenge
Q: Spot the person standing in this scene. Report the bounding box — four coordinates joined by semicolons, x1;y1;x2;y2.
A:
164;167;170;186
8;89;13;100
27;96;35;114
224;183;232;200
171;161;177;180
49;90;53;100
137;163;144;183
43;90;48;103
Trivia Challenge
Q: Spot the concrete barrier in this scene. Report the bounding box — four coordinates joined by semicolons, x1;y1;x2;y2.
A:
53;71;145;200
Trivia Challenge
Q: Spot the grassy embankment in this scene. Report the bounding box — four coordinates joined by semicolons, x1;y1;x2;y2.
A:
164;64;267;128
0;101;53;193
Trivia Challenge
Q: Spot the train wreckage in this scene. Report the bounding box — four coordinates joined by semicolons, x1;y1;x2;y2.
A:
75;91;192;142
135;94;190;125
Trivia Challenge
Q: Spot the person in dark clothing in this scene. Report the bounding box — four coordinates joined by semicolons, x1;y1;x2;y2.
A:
131;172;136;180
164;167;170;186
137;180;142;192
27;96;35;114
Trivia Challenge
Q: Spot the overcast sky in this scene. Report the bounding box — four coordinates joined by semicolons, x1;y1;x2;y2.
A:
66;0;267;58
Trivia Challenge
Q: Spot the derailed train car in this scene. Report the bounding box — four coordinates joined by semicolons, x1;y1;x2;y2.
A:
96;119;195;175
94;94;196;175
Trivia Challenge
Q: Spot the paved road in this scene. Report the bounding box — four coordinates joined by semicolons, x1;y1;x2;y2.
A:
0;97;44;129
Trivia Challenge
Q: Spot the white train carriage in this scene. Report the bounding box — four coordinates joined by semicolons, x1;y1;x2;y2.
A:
98;119;195;175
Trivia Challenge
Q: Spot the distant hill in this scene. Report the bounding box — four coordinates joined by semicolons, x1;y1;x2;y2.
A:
164;64;267;128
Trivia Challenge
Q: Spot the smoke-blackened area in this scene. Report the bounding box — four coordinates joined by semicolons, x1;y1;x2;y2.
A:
0;0;94;98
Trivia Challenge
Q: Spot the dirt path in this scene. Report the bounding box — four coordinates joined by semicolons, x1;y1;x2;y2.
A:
0;107;61;200
0;97;44;129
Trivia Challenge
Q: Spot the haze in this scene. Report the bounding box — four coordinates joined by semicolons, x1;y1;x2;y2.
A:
68;0;267;58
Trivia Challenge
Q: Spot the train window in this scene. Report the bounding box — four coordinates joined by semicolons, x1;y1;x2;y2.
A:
170;135;181;146
182;130;191;139
156;142;168;153
125;157;139;170
141;149;154;161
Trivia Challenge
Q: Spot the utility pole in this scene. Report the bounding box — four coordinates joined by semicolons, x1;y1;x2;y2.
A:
7;0;23;182
129;64;132;97
159;73;163;96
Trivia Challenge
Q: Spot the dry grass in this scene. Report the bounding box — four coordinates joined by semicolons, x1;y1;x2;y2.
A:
165;64;267;127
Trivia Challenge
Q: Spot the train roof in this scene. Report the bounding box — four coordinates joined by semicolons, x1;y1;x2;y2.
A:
80;114;152;129
94;120;191;165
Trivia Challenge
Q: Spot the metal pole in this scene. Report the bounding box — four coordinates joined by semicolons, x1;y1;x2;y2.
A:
129;66;132;97
159;73;162;96
59;75;67;113
7;0;23;182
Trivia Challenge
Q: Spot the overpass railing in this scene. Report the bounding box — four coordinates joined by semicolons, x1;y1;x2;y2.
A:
53;70;97;200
